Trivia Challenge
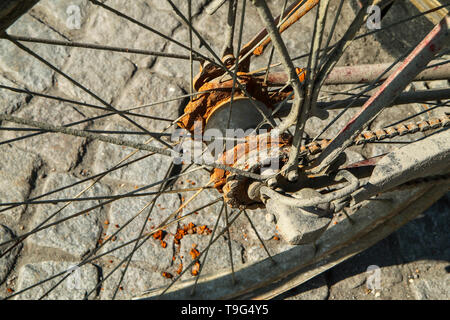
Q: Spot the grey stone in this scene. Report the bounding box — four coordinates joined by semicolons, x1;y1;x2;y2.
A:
85;0;180;68
56;46;135;106
408;264;450;300
28;173;109;257
153;28;205;85
31;0;92;39
15;261;98;300
114;70;183;132
92;122;173;186
173;169;224;228
2;96;87;171
0;75;28;115
100;192;180;269
0;225;21;285
148;0;209;16
99;265;172;300
0;145;41;220
0;14;69;92
178;234;243;281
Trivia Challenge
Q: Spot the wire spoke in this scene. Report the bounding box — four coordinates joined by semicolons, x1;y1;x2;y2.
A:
5;35;202;61
0;84;175;122
190;202;225;296
244;210;275;264
224;205;237;285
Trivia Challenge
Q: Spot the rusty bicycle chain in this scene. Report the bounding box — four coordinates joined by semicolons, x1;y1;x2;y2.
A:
300;114;450;156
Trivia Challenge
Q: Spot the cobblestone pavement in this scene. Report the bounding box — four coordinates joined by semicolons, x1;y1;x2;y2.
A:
0;0;449;300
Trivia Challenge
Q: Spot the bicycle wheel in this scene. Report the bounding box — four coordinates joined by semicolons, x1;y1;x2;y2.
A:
0;0;449;300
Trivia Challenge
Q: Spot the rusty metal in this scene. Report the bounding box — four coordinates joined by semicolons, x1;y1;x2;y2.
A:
265;61;450;85
210;132;292;209
178;73;277;135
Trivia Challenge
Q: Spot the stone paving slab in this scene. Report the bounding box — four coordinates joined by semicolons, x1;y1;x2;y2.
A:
14;261;98;300
99;192;180;269
55;48;135;106
114;69;183;132
0;13;69;93
27;173;109;258
2;96;87;171
0;144;42;221
0;225;21;285
92;122;173;186
30;0;92;40
85;0;180;69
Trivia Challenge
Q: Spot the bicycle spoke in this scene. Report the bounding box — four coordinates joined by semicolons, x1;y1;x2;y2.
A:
226;0;248;132
318;0;345;68
263;0;289;85
0;187;211;207
188;0;194;101
244;210;275;264
190;202;225;296
5;35;202;61
224;205;237;285
0;84;175;122
221;0;238;57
